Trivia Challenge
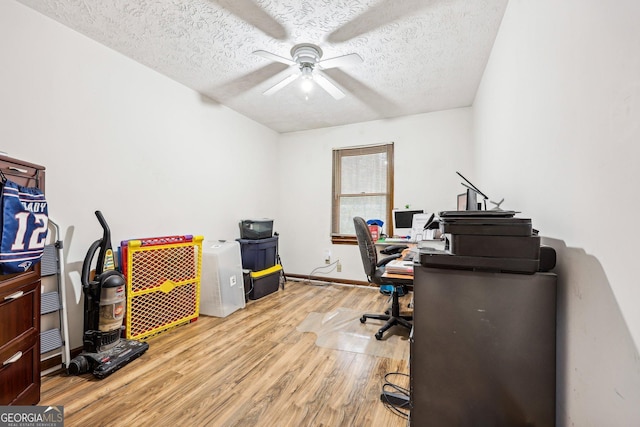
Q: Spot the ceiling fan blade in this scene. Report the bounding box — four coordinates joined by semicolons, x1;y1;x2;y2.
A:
212;0;287;40
211;62;289;101
318;53;363;70
314;71;346;100
253;50;297;66
327;0;433;43
263;73;299;96
322;68;402;115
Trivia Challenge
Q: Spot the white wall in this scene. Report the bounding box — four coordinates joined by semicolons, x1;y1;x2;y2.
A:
6;2;635;423
474;0;640;425
277;109;473;282
1;1;279;349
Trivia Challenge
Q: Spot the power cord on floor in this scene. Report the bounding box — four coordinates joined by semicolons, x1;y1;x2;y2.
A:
380;372;411;419
303;260;340;286
244;281;254;298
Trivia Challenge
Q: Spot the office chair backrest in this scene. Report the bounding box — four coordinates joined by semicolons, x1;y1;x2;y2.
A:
354;216;378;280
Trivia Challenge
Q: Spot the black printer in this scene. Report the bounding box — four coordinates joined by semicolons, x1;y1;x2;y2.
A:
420;210;555;274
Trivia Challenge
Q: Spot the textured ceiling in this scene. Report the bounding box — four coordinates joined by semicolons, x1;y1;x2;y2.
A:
17;0;508;133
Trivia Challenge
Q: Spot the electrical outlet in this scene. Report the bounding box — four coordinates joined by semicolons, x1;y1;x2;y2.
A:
337;261;342;272
324;250;331;264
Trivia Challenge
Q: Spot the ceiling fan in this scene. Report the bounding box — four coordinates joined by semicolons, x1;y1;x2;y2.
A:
253;43;363;99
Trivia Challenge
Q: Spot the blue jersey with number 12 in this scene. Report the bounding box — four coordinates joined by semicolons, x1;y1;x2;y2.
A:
0;180;48;273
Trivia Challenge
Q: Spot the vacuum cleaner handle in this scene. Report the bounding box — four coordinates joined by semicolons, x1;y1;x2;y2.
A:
81;239;103;289
94;210;112;274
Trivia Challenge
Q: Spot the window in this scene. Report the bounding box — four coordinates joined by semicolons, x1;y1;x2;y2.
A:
331;143;394;244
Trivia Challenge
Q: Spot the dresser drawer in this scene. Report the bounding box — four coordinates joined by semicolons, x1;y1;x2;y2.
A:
0;279;39;349
0;277;40;405
0;339;39;405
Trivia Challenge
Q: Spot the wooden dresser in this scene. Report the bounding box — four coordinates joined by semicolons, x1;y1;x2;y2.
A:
0;155;45;405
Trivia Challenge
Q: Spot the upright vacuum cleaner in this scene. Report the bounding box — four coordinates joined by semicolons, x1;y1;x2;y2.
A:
67;211;148;379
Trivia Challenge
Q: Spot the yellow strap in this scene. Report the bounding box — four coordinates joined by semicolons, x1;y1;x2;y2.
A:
250;264;283;279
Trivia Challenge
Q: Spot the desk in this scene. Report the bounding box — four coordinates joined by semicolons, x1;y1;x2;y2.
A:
381;271;413;283
381;249;415;284
376;238;445;247
377;237;415;244
376;238;445;261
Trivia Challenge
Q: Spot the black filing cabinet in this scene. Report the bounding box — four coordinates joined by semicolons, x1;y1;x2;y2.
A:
410;267;557;426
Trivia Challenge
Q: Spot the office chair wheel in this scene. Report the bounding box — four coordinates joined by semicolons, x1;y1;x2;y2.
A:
375;331;383;340
360;316;367;323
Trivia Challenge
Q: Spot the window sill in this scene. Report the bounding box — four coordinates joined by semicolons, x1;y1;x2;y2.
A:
331;235;357;245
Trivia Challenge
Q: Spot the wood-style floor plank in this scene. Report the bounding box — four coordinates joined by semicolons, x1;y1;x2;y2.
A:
40;281;411;426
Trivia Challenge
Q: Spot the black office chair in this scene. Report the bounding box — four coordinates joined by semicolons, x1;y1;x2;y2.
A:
353;216;413;340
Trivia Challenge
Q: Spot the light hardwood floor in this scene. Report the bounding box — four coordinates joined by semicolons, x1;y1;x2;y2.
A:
40;281;412;426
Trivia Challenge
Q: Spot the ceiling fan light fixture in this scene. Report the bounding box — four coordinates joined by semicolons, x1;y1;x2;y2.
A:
299;64;314;93
300;77;314;94
255;42;360;100
291;43;322;64
300;65;314;77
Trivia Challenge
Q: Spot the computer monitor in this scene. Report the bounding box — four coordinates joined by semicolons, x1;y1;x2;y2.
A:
392;209;424;237
457;171;487;210
466;188;479;210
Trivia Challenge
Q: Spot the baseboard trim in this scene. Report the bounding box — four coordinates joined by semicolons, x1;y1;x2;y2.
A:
41;347;84;376
40;355;63;374
285;273;373;287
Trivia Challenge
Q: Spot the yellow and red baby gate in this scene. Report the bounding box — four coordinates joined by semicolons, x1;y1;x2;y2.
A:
121;235;203;340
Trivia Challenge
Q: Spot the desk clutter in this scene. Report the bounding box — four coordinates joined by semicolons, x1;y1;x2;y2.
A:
419;210;556;274
384;248;416;276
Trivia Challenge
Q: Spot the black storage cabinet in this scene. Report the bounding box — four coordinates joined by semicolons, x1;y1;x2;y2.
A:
411;266;557;426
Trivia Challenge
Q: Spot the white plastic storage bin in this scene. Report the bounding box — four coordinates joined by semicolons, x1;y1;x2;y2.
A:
200;241;246;317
